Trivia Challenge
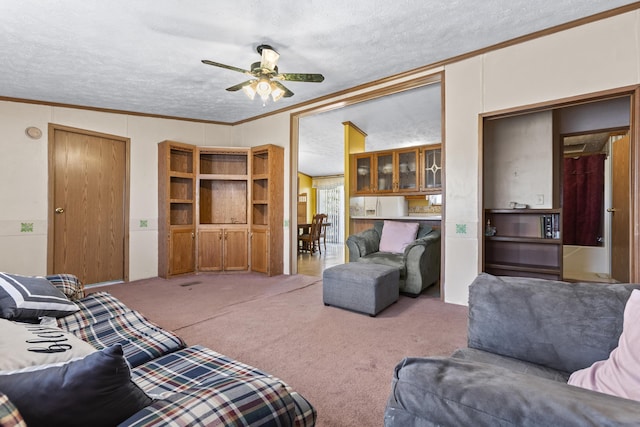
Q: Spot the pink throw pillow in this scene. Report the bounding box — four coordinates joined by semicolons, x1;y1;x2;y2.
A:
567;289;640;401
378;221;419;253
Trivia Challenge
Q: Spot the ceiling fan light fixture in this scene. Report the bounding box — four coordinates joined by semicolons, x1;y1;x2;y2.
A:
270;83;285;102
203;44;320;104
242;81;258;100
256;78;271;96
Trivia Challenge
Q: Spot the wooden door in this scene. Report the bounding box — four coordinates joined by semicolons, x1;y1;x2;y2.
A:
224;229;248;271
250;228;268;273
49;125;129;284
611;135;630;282
198;229;223;271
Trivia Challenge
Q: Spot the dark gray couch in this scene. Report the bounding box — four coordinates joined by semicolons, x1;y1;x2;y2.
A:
384;273;640;426
346;221;440;296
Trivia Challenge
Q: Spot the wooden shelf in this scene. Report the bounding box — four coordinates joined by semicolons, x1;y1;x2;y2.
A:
199;151;247;175
250;145;283;275
160;142;283;278
169;148;193;174
486;236;561;244
199;173;248;180
169;171;195;179
483;208;562;280
485;262;561;275
486;208;559;214
159;141;196;277
169;177;193;200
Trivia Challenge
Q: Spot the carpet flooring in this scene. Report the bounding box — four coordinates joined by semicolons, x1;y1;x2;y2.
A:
97;273;469;426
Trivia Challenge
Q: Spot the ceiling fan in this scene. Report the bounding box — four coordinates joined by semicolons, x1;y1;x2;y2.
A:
202;44;324;104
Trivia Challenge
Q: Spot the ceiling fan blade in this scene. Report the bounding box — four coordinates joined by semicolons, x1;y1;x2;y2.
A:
278;73;325;83
225;80;254;92
201;59;251;75
272;81;294;98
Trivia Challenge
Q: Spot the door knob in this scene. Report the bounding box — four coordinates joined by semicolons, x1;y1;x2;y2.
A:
55;207;64;214
607;208;618;213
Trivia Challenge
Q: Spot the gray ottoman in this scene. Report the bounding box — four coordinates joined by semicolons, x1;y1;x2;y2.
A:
323;263;399;316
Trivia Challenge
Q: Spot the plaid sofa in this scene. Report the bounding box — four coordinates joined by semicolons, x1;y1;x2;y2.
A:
48;275;317;427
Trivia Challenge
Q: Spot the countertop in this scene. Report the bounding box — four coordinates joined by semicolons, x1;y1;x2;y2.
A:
350;215;441;221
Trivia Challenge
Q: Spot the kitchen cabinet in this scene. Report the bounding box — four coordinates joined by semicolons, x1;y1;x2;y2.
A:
351;145;435;195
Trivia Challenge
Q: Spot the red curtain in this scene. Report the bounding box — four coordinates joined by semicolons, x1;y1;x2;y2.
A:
563;154;605;246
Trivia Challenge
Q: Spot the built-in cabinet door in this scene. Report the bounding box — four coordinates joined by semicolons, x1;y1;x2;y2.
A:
250;228;269;273
421;145;442;192
198;229;223;271
170;227;195;275
374;151;394;193
353;153;375;194
224;229;248;271
395;148;420;192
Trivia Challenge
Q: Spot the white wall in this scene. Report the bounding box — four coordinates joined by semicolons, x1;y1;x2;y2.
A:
443;9;640;305
0;101;233;280
483;111;554;209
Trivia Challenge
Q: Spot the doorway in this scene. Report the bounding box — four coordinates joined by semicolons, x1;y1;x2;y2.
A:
481;89;638;283
562;131;630;283
291;73;444;280
48;124;130;285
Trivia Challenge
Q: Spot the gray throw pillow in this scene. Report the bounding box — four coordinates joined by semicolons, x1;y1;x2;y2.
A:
0;344;152;427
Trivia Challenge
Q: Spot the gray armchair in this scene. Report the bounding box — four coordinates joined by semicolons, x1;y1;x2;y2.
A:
346;221;440;296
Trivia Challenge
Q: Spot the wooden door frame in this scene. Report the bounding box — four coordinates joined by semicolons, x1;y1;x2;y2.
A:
480;84;640;282
47;123;131;281
289;72;445;288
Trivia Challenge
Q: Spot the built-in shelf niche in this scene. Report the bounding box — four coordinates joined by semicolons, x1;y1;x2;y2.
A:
170;203;193;226
170;177;193;201
170;148;193;173
253;204;268;226
199;179;247;224
252;151;269;175
200;153;247;175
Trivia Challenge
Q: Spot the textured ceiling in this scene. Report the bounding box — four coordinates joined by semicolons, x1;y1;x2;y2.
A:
1;1;636;176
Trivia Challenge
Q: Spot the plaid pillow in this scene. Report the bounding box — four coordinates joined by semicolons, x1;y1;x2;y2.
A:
0;392;26;427
46;274;85;301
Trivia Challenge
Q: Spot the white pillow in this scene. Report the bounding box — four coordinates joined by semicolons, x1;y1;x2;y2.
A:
567;289;640;401
0;319;96;372
379;221;419;253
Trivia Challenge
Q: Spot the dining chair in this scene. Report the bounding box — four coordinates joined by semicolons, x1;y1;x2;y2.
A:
317;213;328;252
298;214;326;254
